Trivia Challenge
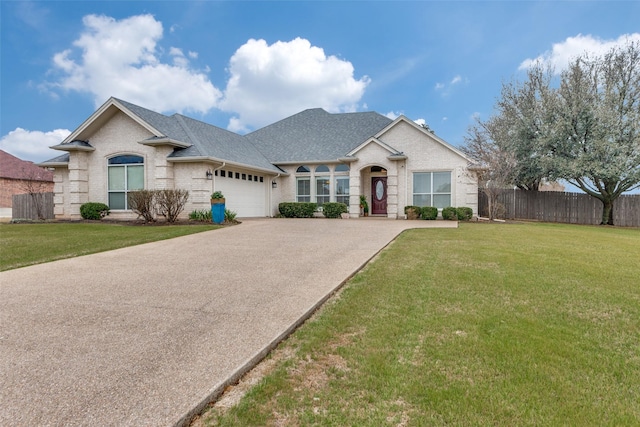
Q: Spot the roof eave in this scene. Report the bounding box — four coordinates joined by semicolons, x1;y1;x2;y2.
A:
273;159;352;166
138;138;191;148
37;161;68;168
167;156;288;176
50;144;95;152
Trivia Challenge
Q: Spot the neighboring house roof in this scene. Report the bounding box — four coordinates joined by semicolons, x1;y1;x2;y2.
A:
0;150;53;181
245;108;393;163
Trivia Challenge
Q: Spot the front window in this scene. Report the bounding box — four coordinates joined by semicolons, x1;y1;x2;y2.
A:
296;177;310;202
108;155;144;209
316;177;330;206
336;177;349;204
413;171;451;208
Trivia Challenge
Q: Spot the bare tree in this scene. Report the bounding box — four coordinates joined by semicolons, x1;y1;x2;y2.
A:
127;190;157;222
463;121;516;220
19;166;51;220
156;189;189;223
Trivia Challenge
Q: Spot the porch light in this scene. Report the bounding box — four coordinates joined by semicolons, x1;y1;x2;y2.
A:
272;181;277;188
205;169;213;180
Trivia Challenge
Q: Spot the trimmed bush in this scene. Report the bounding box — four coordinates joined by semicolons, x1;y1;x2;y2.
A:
421;206;438;220
322;202;348;218
456;207;473;221
442;206;458;220
404;206;421;220
128;190;157;222
80;202;110;220
278;202;317;218
156;189;189;223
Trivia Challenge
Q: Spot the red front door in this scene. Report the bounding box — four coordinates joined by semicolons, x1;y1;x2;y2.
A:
371;177;387;215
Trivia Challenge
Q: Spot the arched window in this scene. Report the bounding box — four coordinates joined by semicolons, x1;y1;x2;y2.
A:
296;165;311;202
315;164;330;173
371;166;387;173
335;164;349;172
108;155;144;209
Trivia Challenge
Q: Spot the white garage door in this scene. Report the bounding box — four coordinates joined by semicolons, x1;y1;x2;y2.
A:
214;170;267;217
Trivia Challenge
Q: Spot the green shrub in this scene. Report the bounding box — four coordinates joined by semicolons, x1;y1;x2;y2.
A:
404;206;421;220
224;209;238;223
456;207;473;221
421;206;438;220
278;202;318;218
322;202;348;218
189;209;211;222
211;191;224;199
442;206;457;220
80;202;110;220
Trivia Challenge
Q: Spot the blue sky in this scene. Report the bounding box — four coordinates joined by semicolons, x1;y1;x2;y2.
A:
1;1;639;165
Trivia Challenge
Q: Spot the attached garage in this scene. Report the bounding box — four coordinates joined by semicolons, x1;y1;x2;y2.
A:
213;168;269;217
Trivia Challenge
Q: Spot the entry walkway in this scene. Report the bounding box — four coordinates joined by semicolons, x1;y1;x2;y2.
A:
0;218;456;426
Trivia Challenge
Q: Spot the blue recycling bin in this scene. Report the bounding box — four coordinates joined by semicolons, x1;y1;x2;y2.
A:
211;199;225;224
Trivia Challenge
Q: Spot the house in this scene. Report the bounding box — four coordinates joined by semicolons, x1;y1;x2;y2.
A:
40;97;479;219
0;150;54;212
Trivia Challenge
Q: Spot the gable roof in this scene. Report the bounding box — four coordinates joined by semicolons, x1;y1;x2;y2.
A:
41;98;473;171
374;115;474;163
1;150;53;181
244;108;393;163
45;97;281;173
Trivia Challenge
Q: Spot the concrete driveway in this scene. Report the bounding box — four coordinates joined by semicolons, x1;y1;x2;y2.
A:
0;218;456;426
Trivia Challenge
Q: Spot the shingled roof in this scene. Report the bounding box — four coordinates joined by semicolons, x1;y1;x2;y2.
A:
245;108;393;163
41;98;396;170
0;150;53;181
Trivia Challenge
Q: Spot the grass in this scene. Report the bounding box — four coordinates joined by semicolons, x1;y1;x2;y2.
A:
199;222;640;426
0;222;219;271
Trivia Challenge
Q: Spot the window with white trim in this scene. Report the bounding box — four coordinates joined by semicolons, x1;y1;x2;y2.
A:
315;165;330;206
335;164;350;205
108;155;144;209
335;177;349;204
296;177;310;202
413;171;451;208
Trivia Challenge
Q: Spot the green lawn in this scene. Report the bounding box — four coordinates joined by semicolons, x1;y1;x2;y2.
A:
0;222;219;271
201;222;640;426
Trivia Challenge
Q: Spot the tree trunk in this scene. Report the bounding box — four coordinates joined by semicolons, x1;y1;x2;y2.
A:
601;198;614;225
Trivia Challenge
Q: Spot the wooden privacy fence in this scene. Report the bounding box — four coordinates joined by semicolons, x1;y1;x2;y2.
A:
478;190;640;227
12;192;54;220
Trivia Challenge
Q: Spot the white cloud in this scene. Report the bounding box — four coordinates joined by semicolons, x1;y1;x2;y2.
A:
434;75;467;97
519;33;640;73
413;118;426;126
385;111;401;120
220;38;370;132
0;128;71;163
48;14;221;114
